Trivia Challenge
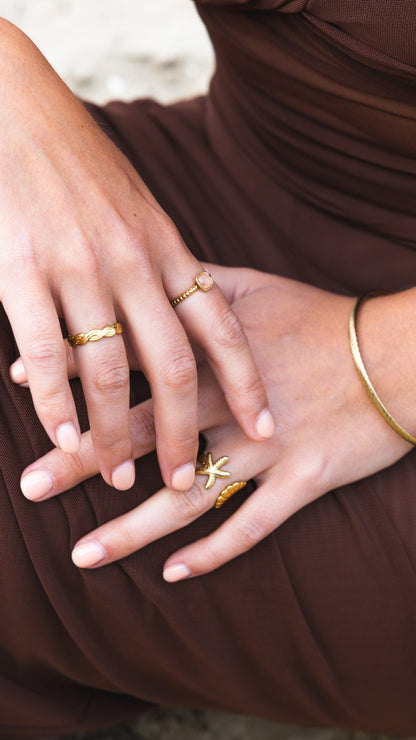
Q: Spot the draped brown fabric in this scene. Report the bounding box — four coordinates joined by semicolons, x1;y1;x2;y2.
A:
2;2;416;738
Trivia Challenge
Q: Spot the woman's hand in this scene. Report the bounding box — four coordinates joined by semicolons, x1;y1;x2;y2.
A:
1;19;272;493
14;265;416;578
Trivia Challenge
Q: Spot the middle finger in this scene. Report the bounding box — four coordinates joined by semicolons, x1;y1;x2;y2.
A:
121;280;200;492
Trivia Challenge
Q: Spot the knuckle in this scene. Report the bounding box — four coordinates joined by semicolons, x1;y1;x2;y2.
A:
92;432;130;458
65;235;101;277
116;212;177;269
51;441;95;488
235;373;265;403
10;250;39;276
233;518;264;549
162;222;187;257
212;307;246;350
35;384;67;411
73;227;151;284
26;340;65;370
79;247;101;277
299;450;328;494
112;223;144;265
199;540;222;571
91;360;130;395
130;406;156;445
63;446;92;481
171;482;209;521
107;521;138;559
152;210;178;243
162;349;196;391
171;432;198;457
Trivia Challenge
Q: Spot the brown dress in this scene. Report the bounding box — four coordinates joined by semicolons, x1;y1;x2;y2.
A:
2;2;416;737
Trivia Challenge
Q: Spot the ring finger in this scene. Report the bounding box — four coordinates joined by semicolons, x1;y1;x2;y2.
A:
62;288;134;490
119;276;200;492
70;424;273;569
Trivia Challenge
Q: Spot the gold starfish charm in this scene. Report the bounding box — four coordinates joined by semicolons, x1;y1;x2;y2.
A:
196;452;231;490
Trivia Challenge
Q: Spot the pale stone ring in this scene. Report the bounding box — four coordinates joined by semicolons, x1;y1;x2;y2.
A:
170;271;214;307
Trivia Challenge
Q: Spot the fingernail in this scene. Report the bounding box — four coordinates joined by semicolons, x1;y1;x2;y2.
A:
171;462;195;491
111;460;135;491
72;541;106;568
56;422;80;454
163;563;191;582
10;358;26;384
256;409;275;439
21;469;54;501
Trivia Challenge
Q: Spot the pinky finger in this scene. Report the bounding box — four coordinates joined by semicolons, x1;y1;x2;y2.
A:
10;339;76;386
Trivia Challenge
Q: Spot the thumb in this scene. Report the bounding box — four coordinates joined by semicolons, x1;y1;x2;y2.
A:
205;264;264;304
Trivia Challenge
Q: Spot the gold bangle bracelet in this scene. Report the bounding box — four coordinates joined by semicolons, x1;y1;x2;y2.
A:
349;291;416;446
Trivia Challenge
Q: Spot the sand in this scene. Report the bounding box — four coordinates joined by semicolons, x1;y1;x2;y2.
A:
2;0;214;104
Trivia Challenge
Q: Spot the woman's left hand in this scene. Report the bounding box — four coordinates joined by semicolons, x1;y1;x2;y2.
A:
14;266;414;578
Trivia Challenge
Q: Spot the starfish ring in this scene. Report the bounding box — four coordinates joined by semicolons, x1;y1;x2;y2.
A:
195;452;231;490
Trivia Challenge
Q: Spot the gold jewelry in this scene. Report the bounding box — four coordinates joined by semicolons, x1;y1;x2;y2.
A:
170;271;214;307
67;322;123;347
195;451;231;489
215;481;247;509
349;292;416;445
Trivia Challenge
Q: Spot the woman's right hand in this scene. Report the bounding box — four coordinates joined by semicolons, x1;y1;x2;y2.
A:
1;18;273;492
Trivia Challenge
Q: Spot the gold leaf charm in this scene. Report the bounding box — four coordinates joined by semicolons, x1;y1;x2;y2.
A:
215;481;247;509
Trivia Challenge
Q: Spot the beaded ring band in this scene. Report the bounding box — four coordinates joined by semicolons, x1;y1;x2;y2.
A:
170;271;214;307
349;291;416;446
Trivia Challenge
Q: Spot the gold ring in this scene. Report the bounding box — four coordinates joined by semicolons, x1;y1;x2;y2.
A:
170;271;214;307
195;451;247;508
195;451;230;489
67;322;123;347
215;481;247;509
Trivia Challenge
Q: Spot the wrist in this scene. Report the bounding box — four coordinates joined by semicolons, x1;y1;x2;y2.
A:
354;287;416;439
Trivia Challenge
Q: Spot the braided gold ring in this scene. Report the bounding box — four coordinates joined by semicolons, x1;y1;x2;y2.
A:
170;271;214;307
67;322;123;347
